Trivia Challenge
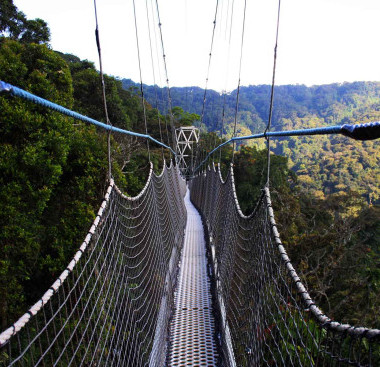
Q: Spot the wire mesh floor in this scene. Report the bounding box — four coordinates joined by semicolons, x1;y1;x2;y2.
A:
168;189;219;366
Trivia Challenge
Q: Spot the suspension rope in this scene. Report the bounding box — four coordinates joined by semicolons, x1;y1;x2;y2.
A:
93;0;112;180
132;0;151;161
264;0;282;187
149;0;171;151
0;81;177;155
219;92;227;164
199;0;219;132
0;163;188;366
193;121;380;172
155;0;176;153
195;0;219;169
145;0;165;161
231;0;247;163
219;0;235;164
3;80;377;167
190;165;380;366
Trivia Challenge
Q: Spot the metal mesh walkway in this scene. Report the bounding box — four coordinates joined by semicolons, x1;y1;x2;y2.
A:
168;189;219;366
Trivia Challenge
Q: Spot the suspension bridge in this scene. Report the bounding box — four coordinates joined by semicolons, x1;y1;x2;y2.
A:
1;0;380;366
0;81;379;366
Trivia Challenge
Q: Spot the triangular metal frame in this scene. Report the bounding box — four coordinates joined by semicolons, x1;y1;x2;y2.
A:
175;126;199;178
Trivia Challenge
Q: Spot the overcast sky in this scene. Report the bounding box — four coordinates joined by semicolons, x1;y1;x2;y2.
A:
14;0;380;92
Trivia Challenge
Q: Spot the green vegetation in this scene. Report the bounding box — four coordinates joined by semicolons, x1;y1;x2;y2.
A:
124;80;380;202
0;0;379;345
203;136;380;329
127;79;380;328
0;2;182;331
0;0;50;44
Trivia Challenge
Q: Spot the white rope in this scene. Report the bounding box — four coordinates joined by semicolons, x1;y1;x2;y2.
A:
190;164;380;366
0;162;187;367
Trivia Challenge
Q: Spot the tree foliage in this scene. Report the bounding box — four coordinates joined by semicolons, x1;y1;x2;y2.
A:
199;129;379;328
0;24;174;330
0;1;379;341
125;79;380;203
0;0;50;44
0;38;145;329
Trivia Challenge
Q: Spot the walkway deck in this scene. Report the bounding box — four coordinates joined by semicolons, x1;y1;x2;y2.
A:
168;189;218;366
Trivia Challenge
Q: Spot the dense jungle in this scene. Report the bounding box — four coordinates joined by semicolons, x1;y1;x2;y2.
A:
0;0;379;340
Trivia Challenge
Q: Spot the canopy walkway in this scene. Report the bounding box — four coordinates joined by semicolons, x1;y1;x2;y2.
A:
0;154;379;366
0;81;380;366
168;190;219;366
1;0;380;363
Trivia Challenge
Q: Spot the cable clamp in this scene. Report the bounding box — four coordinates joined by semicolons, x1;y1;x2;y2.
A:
0;81;12;93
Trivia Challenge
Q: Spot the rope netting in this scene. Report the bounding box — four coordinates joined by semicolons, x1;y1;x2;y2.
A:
0;161;186;367
190;164;380;367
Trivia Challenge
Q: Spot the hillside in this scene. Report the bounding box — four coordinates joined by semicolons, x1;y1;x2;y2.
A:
123;79;380;202
0;0;379;339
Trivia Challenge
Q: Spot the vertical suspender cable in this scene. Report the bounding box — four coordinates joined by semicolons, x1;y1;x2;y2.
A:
132;0;151;161
200;0;219;132
196;0;219;168
93;0;112;180
231;0;247;163
219;0;235;165
264;0;282;187
150;0;171;152
145;0;165;161
219;92;227;164
155;0;176;156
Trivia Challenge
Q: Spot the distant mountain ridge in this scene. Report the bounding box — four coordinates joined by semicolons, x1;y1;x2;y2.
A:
122;78;380;133
123;78;380;202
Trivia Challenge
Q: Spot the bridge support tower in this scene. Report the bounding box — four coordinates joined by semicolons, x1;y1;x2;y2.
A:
175;126;199;178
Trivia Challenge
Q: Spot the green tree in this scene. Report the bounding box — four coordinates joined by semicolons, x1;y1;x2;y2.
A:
19;18;50;44
0;0;50;44
172;106;200;127
0;39;128;330
0;38;73;328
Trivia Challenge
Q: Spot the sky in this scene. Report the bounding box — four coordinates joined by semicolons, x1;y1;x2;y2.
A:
14;0;380;92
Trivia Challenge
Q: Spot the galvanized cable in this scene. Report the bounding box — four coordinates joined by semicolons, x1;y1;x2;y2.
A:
132;0;151;161
231;0;247;163
199;0;219;132
0;164;187;367
219;92;227;164
195;0;220;169
219;0;235;164
189;165;380;367
149;0;171;151
145;0;165;161
155;0;176;153
264;0;281;187
93;0;112;180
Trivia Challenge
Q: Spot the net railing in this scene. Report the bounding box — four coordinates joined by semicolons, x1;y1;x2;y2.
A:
189;164;380;367
0;161;187;367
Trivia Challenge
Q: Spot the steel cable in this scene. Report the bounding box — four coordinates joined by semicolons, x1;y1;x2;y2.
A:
190;164;380;367
0;162;187;367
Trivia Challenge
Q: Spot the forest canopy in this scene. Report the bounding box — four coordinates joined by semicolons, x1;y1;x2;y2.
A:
124;79;380;203
0;0;379;342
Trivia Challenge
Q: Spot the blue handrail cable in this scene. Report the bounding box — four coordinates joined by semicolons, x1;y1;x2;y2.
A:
194;121;380;172
1;81;379;169
0;81;177;155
